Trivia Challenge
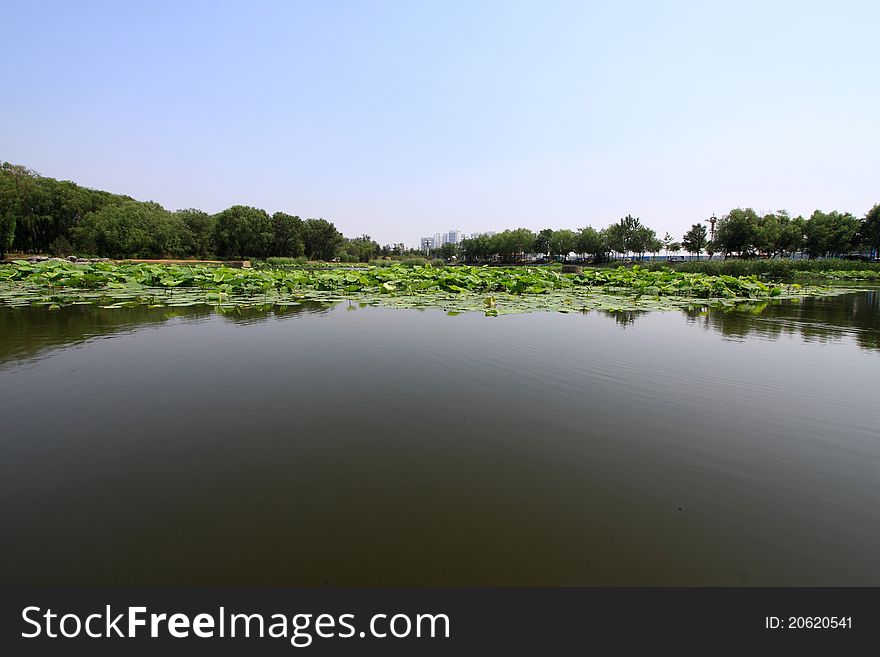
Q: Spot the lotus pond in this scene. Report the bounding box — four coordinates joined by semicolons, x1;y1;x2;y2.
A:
0;260;857;317
1;271;878;586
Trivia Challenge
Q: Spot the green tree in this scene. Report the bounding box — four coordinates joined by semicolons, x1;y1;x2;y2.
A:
604;222;627;258
339;234;379;262
662;232;674;256
73;200;175;258
715;208;759;257
860;203;880;257
779;214;805;256
620;214;643;254
491;228;535;262
213;205;272;258
629;225;656;260
0;163;39;258
270;212;305;258
548;229;576;260
681;223;708;258
533;228;553;254
176;209;215;257
574;226;606;261
755;210;805;258
437;242;459;261
302;218;344;260
461;234;492;262
803;210;860;258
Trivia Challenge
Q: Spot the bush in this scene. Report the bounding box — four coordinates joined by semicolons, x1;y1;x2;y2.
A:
265;256;307;267
430;258;446;268
400;256;428;267
643;258;880;277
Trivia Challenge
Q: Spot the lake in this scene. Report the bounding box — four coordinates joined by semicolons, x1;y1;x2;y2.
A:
1;290;878;586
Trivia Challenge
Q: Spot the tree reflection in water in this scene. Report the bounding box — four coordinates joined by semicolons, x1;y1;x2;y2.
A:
1;290;877;371
680;289;879;352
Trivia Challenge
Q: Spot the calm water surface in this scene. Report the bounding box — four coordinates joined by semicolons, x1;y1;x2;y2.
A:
1;291;878;585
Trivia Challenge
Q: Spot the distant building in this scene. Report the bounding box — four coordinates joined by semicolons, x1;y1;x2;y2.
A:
423;229;488;247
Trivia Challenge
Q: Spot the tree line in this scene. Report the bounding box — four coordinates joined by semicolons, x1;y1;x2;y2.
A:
457;206;879;262
0;163;396;262
2;162;877;263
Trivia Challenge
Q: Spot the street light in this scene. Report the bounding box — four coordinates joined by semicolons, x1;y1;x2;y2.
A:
705;213;717;242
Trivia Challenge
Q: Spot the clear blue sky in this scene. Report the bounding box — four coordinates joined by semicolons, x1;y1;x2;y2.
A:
3;0;878;246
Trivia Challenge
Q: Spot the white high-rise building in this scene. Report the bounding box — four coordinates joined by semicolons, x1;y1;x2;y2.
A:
447;229;462;245
420;237;435;253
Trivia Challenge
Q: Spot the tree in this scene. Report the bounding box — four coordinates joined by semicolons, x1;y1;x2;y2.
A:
213;205;272;258
176;209;215;257
681;223;708;258
803;210;860;258
548;229;576;260
0;209;13;260
270;212;304;258
73;200;177;258
491;228;535;262
460;234;492;262
752;210;804;258
779;214;805;256
437;242;458;261
339;234;378;262
860;203;880;257
574;226;606;262
620;214;643;255
0;163;38;259
629;225;656;260
302;218;344;261
604;223;627;259
662;232;674;256
715;208;759;257
533;228;553;255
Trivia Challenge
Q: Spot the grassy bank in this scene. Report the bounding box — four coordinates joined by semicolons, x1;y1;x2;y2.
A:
643;258;880;278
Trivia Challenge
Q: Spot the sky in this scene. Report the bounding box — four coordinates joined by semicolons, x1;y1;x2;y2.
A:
2;0;878;246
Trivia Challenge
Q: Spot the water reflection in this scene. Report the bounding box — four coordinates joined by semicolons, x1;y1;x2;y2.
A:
213;301;333;325
683;290;880;352
1;291;878;371
2;290;878;586
0;301;332;368
599;309;648;328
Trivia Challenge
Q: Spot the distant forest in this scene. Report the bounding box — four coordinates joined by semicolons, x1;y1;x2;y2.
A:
0;163;389;262
1;162;878;262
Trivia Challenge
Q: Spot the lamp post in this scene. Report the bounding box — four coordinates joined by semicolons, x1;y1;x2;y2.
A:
705;213;717;242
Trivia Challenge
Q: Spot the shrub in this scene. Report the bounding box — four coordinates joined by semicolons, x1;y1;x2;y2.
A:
645;258;880;277
265;256;307;267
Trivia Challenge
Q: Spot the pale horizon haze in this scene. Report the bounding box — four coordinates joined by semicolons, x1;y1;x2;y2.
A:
2;0;878;246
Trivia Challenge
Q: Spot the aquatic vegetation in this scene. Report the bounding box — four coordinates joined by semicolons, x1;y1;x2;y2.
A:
0;260;854;316
647;257;880;278
792;269;880;281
